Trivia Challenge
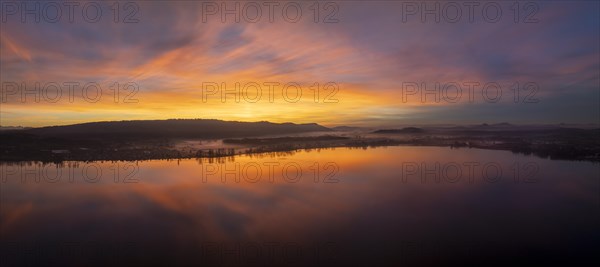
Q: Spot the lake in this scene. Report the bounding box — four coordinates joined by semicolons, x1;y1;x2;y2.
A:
1;146;598;266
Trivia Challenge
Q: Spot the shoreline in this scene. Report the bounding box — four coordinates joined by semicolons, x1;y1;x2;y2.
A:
2;141;598;165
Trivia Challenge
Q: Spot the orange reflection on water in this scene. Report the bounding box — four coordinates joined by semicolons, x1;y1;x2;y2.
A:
1;146;598;266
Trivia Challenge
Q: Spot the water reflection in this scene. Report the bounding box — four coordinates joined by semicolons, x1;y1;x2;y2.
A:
1;146;599;266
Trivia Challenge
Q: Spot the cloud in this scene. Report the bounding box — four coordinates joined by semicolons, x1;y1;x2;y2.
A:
1;1;598;126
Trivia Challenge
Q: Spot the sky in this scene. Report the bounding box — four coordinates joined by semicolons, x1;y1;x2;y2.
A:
1;0;599;127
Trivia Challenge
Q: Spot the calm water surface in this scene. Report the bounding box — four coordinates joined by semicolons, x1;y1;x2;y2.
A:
1;146;598;266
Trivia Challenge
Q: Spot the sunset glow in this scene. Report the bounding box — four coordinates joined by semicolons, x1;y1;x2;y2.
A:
2;1;598;127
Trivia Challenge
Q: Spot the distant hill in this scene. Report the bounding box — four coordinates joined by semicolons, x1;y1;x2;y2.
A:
373;127;425;134
22;119;331;139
